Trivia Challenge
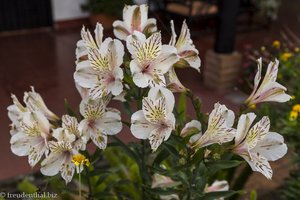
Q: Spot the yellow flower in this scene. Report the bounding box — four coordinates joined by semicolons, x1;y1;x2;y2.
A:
295;47;300;53
280;52;293;61
272;40;280;49
249;104;256;109
292;104;300;112
289;111;298;121
72;154;90;167
291;95;296;100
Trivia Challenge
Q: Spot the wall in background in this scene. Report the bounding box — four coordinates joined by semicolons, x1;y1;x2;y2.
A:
51;0;149;22
51;0;88;21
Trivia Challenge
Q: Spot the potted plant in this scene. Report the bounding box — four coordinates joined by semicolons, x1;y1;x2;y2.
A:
81;0;133;29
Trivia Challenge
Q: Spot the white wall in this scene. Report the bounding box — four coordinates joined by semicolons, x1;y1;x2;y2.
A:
51;0;89;21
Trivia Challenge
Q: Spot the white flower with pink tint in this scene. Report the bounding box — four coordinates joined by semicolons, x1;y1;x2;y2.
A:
78;97;122;149
245;58;291;106
10;111;51;167
205;180;229;200
232;113;287;179
74;24;124;99
131;87;175;151
190;103;236;150
113;4;157;40
126;31;179;88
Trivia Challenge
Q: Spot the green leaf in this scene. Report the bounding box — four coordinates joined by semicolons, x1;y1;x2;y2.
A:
153;149;170;166
177;92;187;122
64;99;77;117
17;178;38;194
110;136;141;166
202;190;240;200
206;160;243;174
162;143;180;159
250;190;257;200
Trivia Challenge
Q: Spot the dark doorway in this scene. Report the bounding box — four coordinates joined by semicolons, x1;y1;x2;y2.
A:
0;0;53;31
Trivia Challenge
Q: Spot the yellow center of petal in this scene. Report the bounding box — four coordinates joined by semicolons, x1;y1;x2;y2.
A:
72;154;90;167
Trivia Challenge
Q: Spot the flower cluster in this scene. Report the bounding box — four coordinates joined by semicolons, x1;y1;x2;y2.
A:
7;4;291;198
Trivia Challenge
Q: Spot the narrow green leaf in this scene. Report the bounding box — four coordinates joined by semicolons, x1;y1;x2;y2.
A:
250;190;257;200
202;190;239;200
178;92;187;122
17;178;38;194
64;98;77;117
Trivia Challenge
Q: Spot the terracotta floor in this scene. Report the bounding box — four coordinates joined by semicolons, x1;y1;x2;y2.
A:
0;0;299;198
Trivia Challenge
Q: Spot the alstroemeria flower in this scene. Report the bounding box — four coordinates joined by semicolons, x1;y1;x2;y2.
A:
40;128;78;183
126;31;179;88
245;58;291;106
169;20;201;71
232;113;288;179
204;180;229;200
190;103;236;150
7;94;28;135
165;20;201;92
131;87;175;151
10;111;51;167
113;4;157;41
180;120;202;138
77;23;104;57
24;87;59;121
74;24;124;99
152;173;180;200
61;115;87;151
78;98;122;149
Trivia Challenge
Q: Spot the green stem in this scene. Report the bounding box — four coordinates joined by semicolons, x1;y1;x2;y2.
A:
79;172;82;200
85;167;93;199
230;165;253;200
141;140;147;199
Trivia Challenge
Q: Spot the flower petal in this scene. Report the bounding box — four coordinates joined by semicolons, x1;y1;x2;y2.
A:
235;113;256;145
28;138;47;167
133;71;151;88
143;97;167;124
10;132;31;156
243;152;273;179
246;116;270;149
149;127;172;151
40;153;65;176
94;110;122;135
131;110;157;139
79;98;105;120
90;129;108;149
148;87;175;113
253;132;287;161
74;61;98;88
60;154;75;183
113;20;131;40
94;23;103;47
181;120;202;138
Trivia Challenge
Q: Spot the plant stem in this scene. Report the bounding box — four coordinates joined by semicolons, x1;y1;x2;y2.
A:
79;172;82;200
85;167;94;200
141;140;146;199
230;164;253;200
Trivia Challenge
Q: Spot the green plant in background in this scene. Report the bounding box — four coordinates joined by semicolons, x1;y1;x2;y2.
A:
81;0;133;17
255;0;282;20
7;4;291;200
241;30;300;199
